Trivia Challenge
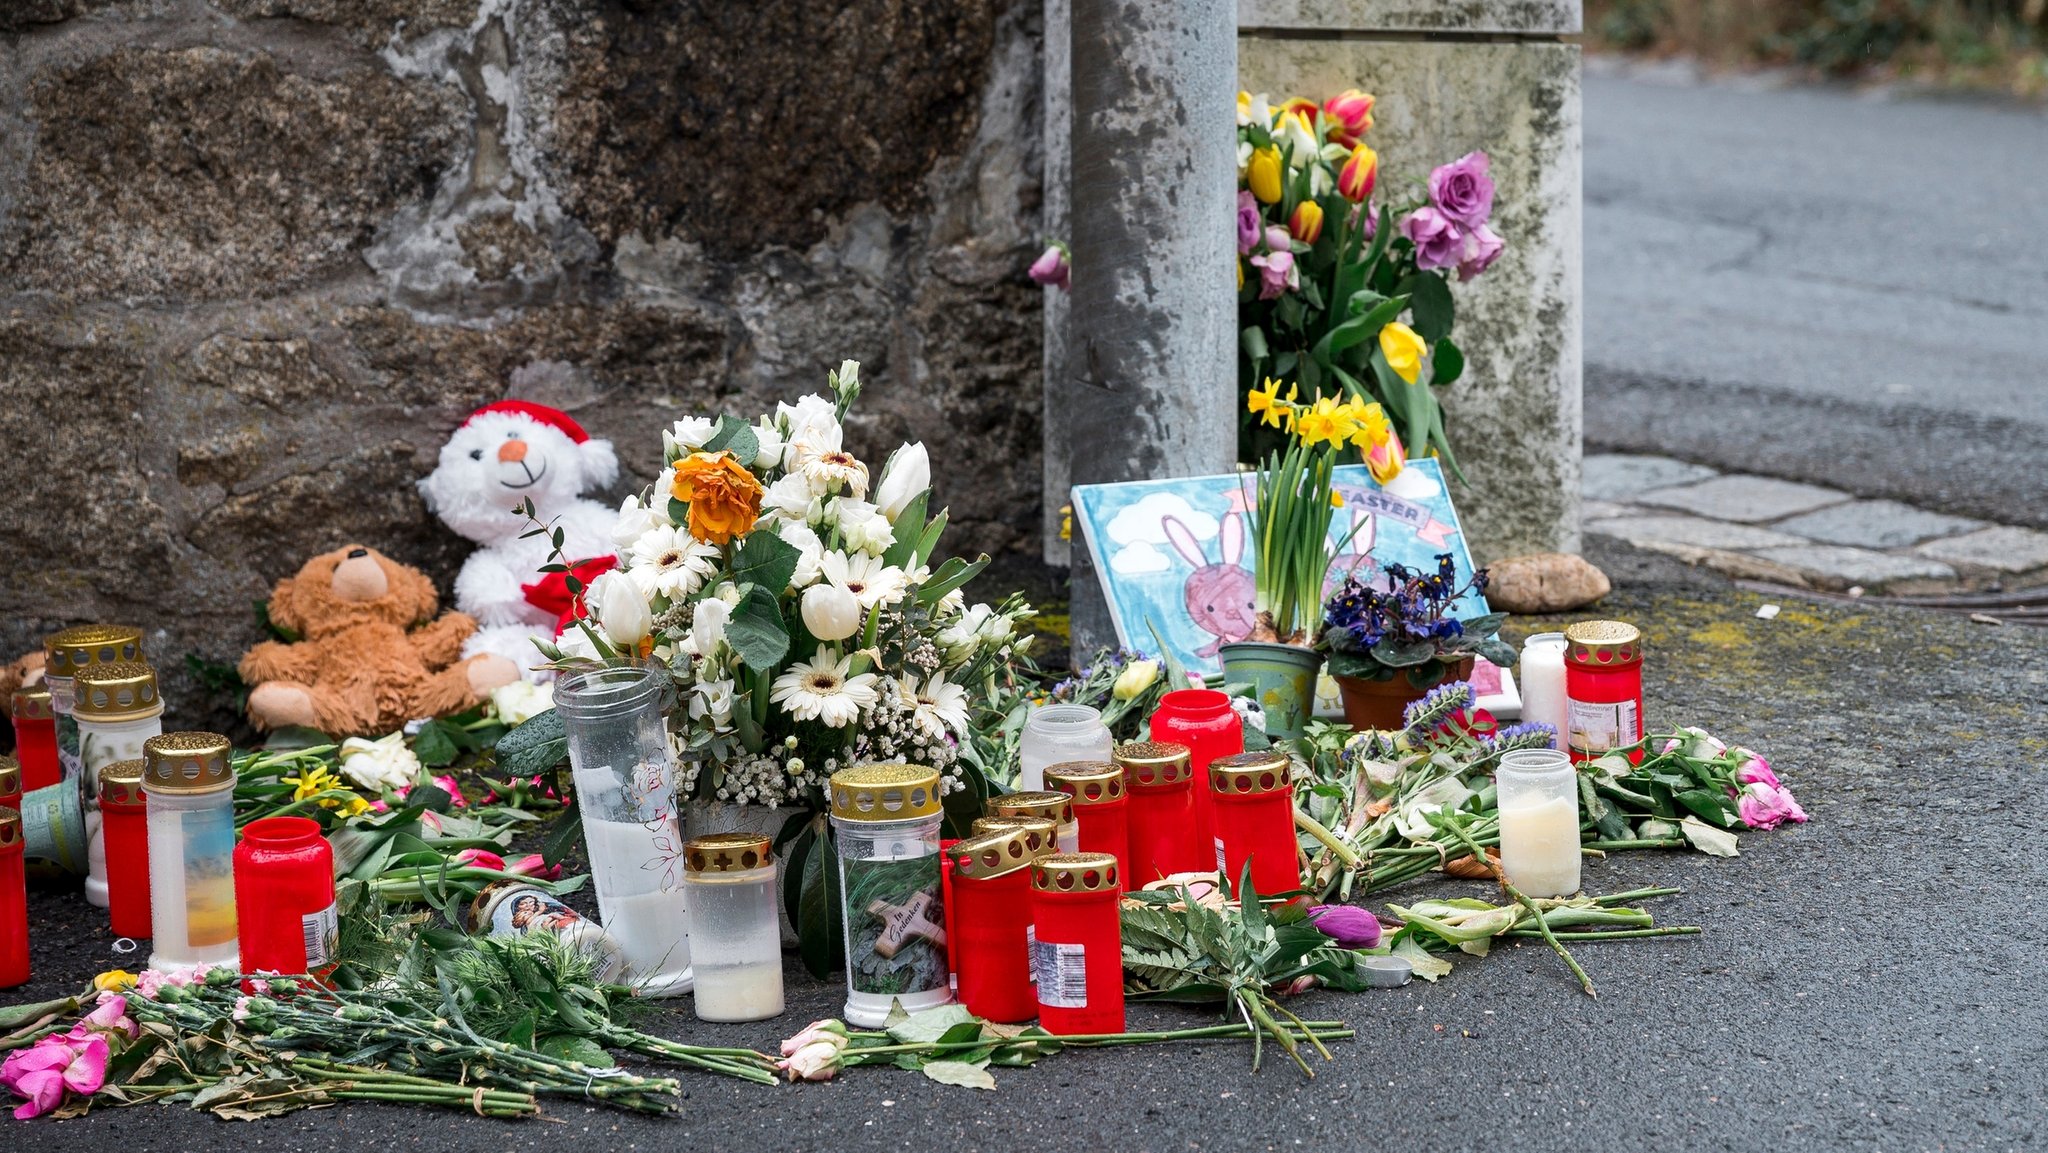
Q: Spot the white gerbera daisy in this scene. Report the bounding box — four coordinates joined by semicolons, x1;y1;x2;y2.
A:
802;447;870;499
899;673;970;741
627;525;719;599
770;649;878;728
818;550;909;609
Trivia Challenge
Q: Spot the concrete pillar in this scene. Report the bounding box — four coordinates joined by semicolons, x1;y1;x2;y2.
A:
1041;0;1072;567
1238;0;1584;561
1063;0;1239;658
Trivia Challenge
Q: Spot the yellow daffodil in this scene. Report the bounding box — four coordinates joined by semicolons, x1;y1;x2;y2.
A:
1346;400;1392;449
285;763;372;818
1247;146;1283;204
1293;396;1354;448
1379;322;1427;384
94;969;137;992
1330;490;1346;508
1246;378;1296;428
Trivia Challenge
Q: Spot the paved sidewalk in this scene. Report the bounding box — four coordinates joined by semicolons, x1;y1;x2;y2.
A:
1583;454;2048;593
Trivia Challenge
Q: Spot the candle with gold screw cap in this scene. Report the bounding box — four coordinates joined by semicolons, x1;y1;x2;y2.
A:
73;660;165;910
1116;741;1201;884
99;758;152;940
828;763;952;1027
144;732;239;972
0;807;26;989
1209;749;1301;897
945;825;1054;1023
682;832;785;1022
43;624;145;784
1029;852;1124;1035
1044;760;1129;892
988;791;1080;853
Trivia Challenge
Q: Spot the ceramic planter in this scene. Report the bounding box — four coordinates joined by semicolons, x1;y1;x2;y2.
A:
1333;656;1476;732
1217;642;1323;739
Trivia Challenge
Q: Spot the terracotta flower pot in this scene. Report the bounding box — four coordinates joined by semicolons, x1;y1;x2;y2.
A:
1218;641;1323;740
1334;656;1475;733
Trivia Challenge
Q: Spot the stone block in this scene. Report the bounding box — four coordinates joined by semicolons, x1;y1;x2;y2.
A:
1239;0;1581;34
1638;474;1849;523
1582;454;1717;503
1914;526;2048;574
1773;500;1985;550
1585;514;1808;552
1239;37;1581;561
1749;546;1956;591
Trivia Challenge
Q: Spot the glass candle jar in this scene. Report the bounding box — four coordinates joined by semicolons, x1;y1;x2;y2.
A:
987;791;1079;853
11;687;60;793
0;807;25;989
0;757;18;815
74;661;164;910
143;732;239;972
945;826;1049;1023
682;833;785;1023
1028;852;1123;1035
234;816;336;975
555;665;691;997
1564;621;1645;765
828;763;952;1027
1495;749;1582;898
1208;750;1300;898
1149;689;1243;867
1044;761;1128;892
45;625;146;784
1519;633;1568;751
1017;704;1113;792
1116;741;1201;884
99;759;152;940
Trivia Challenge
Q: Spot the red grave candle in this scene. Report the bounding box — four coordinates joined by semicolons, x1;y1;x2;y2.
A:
1029;852;1123;1035
99;759;152;940
1208;750;1301;897
1148;690;1242;865
233;817;336;976
944;827;1046;1023
11;688;60;793
1563;621;1645;765
0;806;27;989
1044;761;1128;892
1115;741;1202;884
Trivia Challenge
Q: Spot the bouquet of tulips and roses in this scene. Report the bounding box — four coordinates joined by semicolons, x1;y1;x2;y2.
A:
1236;88;1506;476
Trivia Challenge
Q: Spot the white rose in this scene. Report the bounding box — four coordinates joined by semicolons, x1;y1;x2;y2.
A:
690;679;736;728
762;473;825;523
587;570;651;648
611;493;668;551
800;583;863;642
489;681;554;726
777;394;839;443
555;624;602;662
663;415;718;460
780;521;824;587
753;417;789;471
873;442;930;522
684;597;732;657
833;498;895;555
338;732;422;793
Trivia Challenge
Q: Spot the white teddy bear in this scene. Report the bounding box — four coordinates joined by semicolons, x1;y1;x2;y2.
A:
419;400;621;681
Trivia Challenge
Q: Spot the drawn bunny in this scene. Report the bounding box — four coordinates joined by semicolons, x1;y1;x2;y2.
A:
1162;513;1255;659
1322;503;1383;599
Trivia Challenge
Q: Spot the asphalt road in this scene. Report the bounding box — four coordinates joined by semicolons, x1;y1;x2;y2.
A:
10;542;2047;1151
1584;66;2048;526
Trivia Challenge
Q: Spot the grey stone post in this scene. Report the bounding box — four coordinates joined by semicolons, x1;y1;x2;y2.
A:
1041;0;1073;566
1063;0;1239;659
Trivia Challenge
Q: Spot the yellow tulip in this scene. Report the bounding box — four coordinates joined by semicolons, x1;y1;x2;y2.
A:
1247;146;1283;204
1379;322;1427;384
94;969;137;992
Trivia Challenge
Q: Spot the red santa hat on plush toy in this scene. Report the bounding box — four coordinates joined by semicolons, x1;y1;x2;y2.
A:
463;400;594;446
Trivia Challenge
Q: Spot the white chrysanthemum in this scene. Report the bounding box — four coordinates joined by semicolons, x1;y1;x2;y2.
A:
627;525;719;599
819;550;908;609
611;493;669;551
780;520;825;587
899;673;970;741
832;498;895;555
762;473;825;524
769;649;878;728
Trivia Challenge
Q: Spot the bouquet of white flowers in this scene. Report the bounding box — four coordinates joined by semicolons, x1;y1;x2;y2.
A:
537;361;1033;816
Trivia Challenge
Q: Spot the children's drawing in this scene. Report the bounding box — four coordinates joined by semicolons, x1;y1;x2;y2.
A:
1160;512;1254;659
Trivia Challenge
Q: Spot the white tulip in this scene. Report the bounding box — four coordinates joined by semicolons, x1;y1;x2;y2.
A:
873;442;930;522
587;571;652;648
801;583;863;642
684;597;732;657
753;417;789;471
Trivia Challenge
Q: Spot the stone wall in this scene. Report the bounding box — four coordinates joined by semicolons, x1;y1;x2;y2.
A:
0;0;1046;717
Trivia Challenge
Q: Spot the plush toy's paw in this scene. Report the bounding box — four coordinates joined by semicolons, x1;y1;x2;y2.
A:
248;682;320;731
466;654;521;695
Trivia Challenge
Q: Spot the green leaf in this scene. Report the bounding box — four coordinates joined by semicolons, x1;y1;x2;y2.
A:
668;496;691;525
410;719;462;768
701;414;760;467
1675;788;1739;827
915;554;989;606
1431;336;1465;385
887;1004;981;1045
1680;816;1741;857
1368;637;1438;668
1240;326;1270;362
725;586;791;671
731;529;800;594
1400;273;1455;343
536;1033;616;1068
1392;934;1454;981
922;1060;996;1090
541;805;585;868
797;818;842;979
494;709;567;778
882;490;932;568
1315;293;1410;362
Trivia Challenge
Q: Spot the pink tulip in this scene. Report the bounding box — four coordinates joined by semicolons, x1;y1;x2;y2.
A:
454;848;509;872
433;775;467;807
1;1033;109;1119
1306;904;1383;949
1028;244;1070;292
508;853;563;881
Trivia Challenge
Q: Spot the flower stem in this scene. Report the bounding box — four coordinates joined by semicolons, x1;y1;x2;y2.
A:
1435;813;1597;998
1505;926;1699;941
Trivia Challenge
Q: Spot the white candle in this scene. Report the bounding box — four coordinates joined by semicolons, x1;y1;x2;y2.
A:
1519;633;1568;750
1494;749;1581;898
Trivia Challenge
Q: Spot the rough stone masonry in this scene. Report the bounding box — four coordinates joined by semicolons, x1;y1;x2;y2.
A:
0;0;1048;714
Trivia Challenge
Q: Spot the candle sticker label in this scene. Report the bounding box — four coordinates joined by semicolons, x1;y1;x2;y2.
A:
301;903;339;969
1030;936;1088;1009
1567;698;1641;754
845;858;948;997
18;779;88;875
1214;836;1228;876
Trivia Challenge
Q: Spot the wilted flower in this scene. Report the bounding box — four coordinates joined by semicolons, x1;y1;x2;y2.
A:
1660;726;1728;760
1306;904;1383;949
337;731;422;793
1027;243;1070;292
1249;247;1297;300
432;774;467;808
1737;781;1808;830
1;1032;108;1119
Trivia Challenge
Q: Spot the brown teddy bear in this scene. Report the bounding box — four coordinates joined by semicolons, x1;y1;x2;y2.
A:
239;545;520;737
0;650;44;702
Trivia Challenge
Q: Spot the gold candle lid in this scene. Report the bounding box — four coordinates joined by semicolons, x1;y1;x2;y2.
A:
0;806;20;850
1045;760;1125;805
828;762;942;822
1209;750;1292;796
988;790;1074;826
142;732;235;795
100;759;146;807
684;831;774;873
945;826;1048;881
10;686;53;721
72;661;164;723
1564;620;1643;667
44;625;145;679
1031;851;1120;894
0;756;17;797
1115;741;1192;788
970;815;1058;857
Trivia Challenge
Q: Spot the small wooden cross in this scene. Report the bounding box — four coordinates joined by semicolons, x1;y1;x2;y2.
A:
866;890;947;958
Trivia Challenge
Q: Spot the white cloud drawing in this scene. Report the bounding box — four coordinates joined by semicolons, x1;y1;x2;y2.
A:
1107;492;1217;545
1386;468;1441;500
1110;540;1173;575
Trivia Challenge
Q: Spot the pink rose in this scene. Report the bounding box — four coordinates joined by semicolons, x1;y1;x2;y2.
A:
1732;749;1779;789
1028;243;1070;292
74;995;138;1042
1737;781;1808;830
1660;726;1728;759
1399;206;1464;272
1427;151;1495;229
778;1019;849;1057
777;1040;842;1082
1;1033;108;1119
1249;248;1297;300
1457;223;1504;281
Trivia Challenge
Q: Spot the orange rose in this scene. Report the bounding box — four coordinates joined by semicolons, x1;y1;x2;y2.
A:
671;451;763;545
